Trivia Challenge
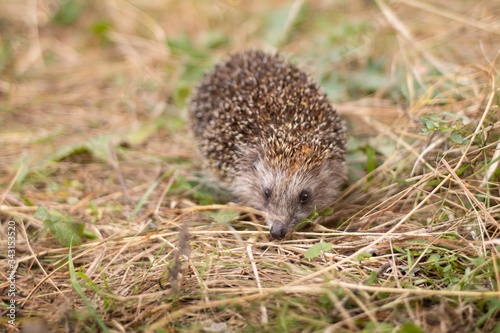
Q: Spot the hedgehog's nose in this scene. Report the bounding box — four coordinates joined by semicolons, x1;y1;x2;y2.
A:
270;224;287;240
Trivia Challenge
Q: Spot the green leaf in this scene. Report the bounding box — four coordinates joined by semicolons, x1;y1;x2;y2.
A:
170;177;193;192
38;207;85;246
34;205;49;219
355;251;373;262
364;271;378;285
205;210;240;224
365;144;377;174
304;241;333;259
450;130;464;144
89;20;112;43
47;142;92;163
90;21;112;37
173;83;191;108
53;0;82;25
318;207;334;216
419;127;429;136
441;111;471;123
200;31;230;49
25;132;120;174
167;33;207;58
397;322;424;333
362;322;394;333
182;62;212;82
296;207;319;230
166;116;186;133
428;253;440;263
125;118;168;146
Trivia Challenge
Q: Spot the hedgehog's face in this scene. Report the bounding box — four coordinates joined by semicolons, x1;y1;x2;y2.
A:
233;146;343;240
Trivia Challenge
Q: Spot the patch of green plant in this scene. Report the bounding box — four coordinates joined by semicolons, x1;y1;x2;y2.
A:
35;206;86;246
87;202;123;222
76;270;116;309
165;32;215;107
361;322;395;333
419;112;471;144
124;118;168;145
129;169;174;221
160;329;175;333
89;20;112;43
327;20;372;44
261;2;309;46
256;296;332;332
296;206;334;231
13;163;31;189
403;246;498;291
476;298;500;330
165;115;185;133
304;240;333;259
172;83;191;108
199;30;230;50
319;73;345;101
172;60;211;109
203;210;240;224
364;271;379;285
45;142;95;163
312;16;405;101
171;176;224;205
365;144;377;176
460;256;498;291
18;192;35;206
68;243;110;332
398;322;424;333
355;251;373;262
170;176;193;192
349;57;392;95
53;0;82;25
167;33;208;59
319;292;336;310
28;122;166;169
170;61;213;107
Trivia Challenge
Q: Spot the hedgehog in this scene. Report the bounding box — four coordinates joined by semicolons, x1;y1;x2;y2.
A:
188;50;346;240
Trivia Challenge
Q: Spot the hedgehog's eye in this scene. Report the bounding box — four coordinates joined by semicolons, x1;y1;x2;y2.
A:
264;188;272;200
299;190;310;204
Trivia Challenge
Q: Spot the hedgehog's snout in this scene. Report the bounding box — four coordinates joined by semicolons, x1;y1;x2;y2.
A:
268;215;295;240
269;223;287;240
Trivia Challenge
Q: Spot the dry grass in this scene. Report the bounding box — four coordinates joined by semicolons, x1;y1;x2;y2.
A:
0;0;499;332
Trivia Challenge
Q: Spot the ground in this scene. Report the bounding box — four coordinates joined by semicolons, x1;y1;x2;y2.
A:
0;0;499;332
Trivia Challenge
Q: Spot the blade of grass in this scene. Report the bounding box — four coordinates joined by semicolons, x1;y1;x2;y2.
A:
68;240;110;332
129;170;174;221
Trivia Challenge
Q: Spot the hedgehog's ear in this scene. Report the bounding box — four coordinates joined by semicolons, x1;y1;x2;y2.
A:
237;144;264;171
324;150;345;179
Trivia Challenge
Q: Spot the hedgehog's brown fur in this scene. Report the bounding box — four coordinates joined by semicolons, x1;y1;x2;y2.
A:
188;50;346;239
